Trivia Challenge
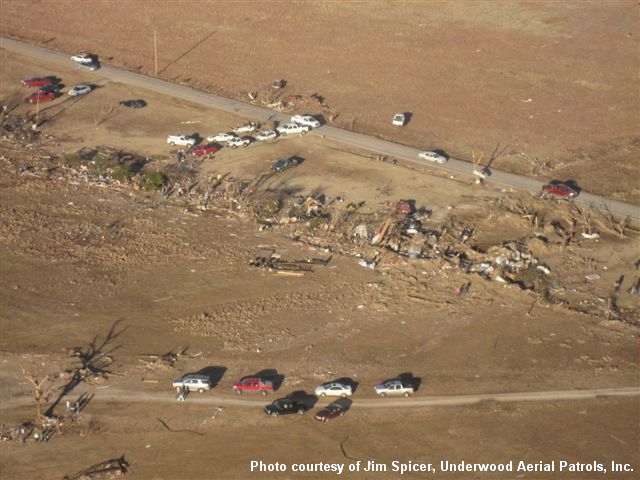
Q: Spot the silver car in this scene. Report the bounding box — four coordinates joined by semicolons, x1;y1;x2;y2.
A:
172;374;212;393
256;130;277;142
314;382;352;398
418;150;448;164
68;84;92;96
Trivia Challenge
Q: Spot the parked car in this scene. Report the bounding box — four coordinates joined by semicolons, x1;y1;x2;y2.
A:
392;113;406;126
119;99;147;108
418;150;448;164
232;377;274;395
22;77;55;88
277;123;310;136
71;53;94;64
314;401;348;422
291;114;321;128
191;143;219;156
542;180;579;198
256;130;277;142
172;374;211;393
68;84;92;96
207;132;236;143
167;135;197;147
232;123;257;134
39;84;62;94
79;62;100;71
314;382;352;398
264;398;309;417
227;136;251;149
25;91;56;104
271;157;301;172
374;379;415;397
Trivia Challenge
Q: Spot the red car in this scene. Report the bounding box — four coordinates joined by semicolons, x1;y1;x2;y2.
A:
25;91;56;104
542;181;579;198
22;77;55;88
191;143;220;157
314;400;349;422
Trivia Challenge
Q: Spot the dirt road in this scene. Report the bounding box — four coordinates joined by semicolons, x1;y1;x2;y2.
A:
2;36;637;220
4;386;638;409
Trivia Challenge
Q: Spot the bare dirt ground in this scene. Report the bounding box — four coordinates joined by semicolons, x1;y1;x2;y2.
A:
1;1;639;204
0;2;639;479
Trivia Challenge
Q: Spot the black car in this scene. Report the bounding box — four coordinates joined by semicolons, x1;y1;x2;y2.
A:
79;61;101;71
119;99;147;108
271;156;301;172
38;84;62;94
264;398;309;417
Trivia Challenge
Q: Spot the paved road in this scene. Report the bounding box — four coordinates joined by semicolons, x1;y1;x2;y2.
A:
3;386;639;410
2;36;638;220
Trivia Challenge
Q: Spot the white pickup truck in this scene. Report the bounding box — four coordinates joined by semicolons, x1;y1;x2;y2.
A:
374;379;415;397
167;134;197;147
276;123;310;136
291;114;321;128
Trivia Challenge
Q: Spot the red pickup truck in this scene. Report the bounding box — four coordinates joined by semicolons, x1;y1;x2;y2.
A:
232;377;274;395
22;77;55;88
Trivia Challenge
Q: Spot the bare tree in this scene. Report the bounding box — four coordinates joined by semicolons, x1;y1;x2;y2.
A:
568;204;596;234
529;157;555;175
598;206;631;238
471;150;486;182
22;364;57;426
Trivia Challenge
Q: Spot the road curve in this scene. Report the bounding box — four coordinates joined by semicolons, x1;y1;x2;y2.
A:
2;36;638;220
3;386;639;410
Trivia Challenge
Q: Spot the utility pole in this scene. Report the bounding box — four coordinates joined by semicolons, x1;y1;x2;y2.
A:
154;30;158;77
33;94;39;130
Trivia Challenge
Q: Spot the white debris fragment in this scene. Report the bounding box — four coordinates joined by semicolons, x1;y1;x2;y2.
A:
581;232;600;239
358;259;376;269
536;265;551;275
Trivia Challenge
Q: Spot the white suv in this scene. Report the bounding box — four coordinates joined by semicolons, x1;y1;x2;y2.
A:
392;113;406;126
172;374;212;393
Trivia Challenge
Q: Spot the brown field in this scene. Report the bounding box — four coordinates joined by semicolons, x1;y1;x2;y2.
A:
0;2;639;479
2;0;639;203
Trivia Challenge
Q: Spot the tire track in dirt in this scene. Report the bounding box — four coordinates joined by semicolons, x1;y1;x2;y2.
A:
3;386;638;409
170;282;374;349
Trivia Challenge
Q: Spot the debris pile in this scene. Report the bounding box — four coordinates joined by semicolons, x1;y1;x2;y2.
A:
249;253;332;273
63;455;130;480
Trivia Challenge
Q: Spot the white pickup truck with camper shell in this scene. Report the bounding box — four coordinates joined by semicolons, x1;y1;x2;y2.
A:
167;134;197;147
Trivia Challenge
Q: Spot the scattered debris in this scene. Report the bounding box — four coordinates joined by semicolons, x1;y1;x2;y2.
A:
63;455;129;480
249;253;331;272
212;406;224;419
